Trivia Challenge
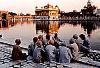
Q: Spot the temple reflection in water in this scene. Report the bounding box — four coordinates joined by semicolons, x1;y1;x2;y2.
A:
81;21;97;37
35;21;60;34
0;20;100;50
0;20;33;29
0;20;99;37
0;20;11;29
59;21;98;37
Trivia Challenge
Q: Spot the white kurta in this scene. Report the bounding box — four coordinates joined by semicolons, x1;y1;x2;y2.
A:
45;45;56;62
33;47;42;62
59;46;72;63
70;43;79;60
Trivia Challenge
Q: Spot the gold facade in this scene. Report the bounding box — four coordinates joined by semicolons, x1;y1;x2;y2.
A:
35;4;59;20
35;4;59;16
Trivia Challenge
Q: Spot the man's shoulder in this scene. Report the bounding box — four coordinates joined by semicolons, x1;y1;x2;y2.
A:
46;45;54;48
13;45;20;48
29;42;35;46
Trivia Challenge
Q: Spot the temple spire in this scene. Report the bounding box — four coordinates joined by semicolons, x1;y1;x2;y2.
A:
87;0;92;8
88;0;90;2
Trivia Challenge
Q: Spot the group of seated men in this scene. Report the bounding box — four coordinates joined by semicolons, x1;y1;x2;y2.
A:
11;33;90;63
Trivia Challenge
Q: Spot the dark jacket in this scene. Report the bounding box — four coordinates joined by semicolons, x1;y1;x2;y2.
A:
12;45;23;60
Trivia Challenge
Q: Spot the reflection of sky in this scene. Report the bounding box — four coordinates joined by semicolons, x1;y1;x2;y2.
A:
0;22;36;48
91;28;100;41
0;0;100;14
58;24;85;43
89;28;100;50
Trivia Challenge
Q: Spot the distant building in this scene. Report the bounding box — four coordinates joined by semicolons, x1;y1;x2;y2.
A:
35;4;60;20
81;0;96;16
0;10;9;20
60;0;98;20
60;10;81;20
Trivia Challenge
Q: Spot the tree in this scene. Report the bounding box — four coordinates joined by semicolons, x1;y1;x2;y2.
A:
25;13;31;16
8;12;17;16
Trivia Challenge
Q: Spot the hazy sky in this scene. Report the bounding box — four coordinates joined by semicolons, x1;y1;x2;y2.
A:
0;0;100;14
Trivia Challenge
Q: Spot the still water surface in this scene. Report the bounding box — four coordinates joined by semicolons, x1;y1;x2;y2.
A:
0;20;100;50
